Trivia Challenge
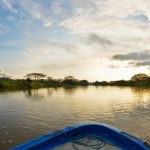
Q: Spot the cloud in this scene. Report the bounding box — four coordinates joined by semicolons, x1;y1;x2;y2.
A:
112;51;150;61
50;0;63;15
1;0;17;13
1;0;53;27
59;0;150;57
23;37;106;72
136;61;150;66
87;34;112;46
40;62;79;70
83;33;116;54
61;44;79;55
126;14;149;23
129;60;150;67
1;0;150;80
23;39;80;62
19;1;53;27
112;51;150;68
60;0;150;32
2;0;150;34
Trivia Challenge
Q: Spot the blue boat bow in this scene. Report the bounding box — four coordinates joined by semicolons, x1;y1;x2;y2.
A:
10;123;150;150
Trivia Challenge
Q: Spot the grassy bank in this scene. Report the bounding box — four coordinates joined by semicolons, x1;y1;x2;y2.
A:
1;73;150;91
0;80;59;91
92;74;150;88
92;79;150;87
0;79;89;91
1;79;150;91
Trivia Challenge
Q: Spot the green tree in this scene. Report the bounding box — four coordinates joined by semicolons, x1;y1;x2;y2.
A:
0;70;10;80
64;76;75;80
79;80;89;86
26;73;47;80
47;77;53;81
131;73;149;81
63;76;78;86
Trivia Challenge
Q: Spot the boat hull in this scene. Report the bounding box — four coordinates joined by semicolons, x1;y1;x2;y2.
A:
10;123;150;150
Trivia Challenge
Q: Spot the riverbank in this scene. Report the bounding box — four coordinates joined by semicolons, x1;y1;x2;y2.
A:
1;73;150;91
0;78;89;91
0;79;60;91
93;79;150;87
1;77;150;91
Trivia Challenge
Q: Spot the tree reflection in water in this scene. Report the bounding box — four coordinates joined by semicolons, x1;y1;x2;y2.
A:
24;89;45;102
130;87;150;108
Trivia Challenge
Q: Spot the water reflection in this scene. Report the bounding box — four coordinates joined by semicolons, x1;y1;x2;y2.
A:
24;88;60;102
131;87;150;108
47;88;53;96
63;87;77;95
63;86;88;96
0;86;150;150
24;89;46;102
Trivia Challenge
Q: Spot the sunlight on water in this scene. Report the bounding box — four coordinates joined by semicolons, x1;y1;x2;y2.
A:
0;86;150;149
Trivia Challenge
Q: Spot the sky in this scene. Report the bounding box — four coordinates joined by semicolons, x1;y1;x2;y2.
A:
0;0;150;81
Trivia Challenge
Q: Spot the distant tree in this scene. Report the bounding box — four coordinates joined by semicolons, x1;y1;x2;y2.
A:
100;81;108;85
0;70;5;78
47;77;53;81
55;79;63;82
26;78;31;82
79;80;89;86
0;71;10;80
38;73;46;80
0;73;6;78
26;73;47;80
64;76;75;80
93;81;100;86
63;76;78;85
131;73;149;81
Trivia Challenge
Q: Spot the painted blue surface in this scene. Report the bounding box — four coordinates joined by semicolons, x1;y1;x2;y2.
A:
10;123;150;150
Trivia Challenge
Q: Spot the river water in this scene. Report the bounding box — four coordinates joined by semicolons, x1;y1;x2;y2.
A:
0;86;150;150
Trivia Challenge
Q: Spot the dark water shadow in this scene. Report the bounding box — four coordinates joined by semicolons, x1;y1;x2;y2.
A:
24;89;45;102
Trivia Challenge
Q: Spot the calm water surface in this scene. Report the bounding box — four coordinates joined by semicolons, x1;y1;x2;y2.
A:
0;86;150;150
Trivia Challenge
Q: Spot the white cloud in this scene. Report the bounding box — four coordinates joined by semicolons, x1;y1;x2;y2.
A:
60;0;150;35
23;39;80;63
62;1;146;29
1;0;52;27
1;0;18;13
43;21;52;27
1;0;150;80
50;0;63;15
59;0;150;56
19;1;53;27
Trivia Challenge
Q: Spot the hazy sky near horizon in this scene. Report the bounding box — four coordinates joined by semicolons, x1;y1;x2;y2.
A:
0;0;150;81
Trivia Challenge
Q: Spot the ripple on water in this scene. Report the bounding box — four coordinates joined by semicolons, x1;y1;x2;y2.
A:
0;86;150;150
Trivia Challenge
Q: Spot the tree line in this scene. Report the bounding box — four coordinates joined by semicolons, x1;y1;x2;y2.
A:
0;72;150;90
0;72;89;90
93;73;150;87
